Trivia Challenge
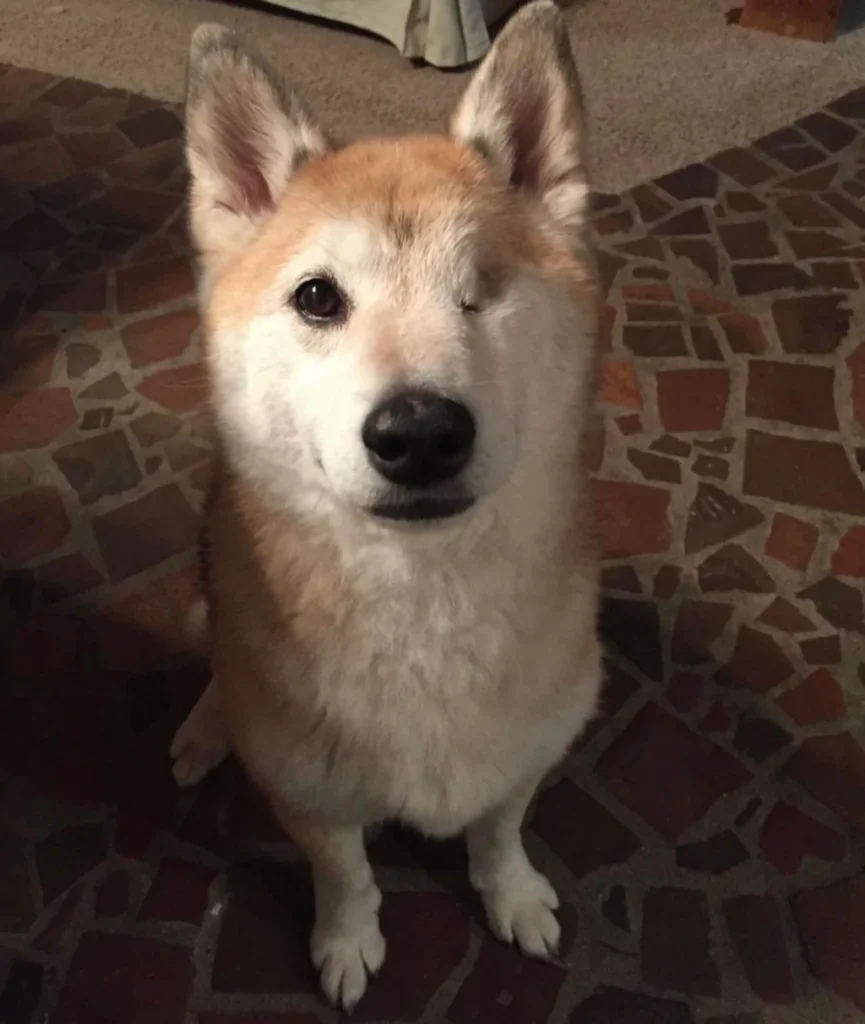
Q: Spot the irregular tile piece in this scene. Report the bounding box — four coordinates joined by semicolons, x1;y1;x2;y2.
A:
0;831;37;930
116;257;195;314
0;333;59;391
685;484;764;554
601;565;642;593
760;803;846;874
448;935;567;1024
594;480;671;558
0;959;43;1024
35;824;107;903
0;388;76;452
656;368;729;432
652;207;712;236
95;870;131;917
832;526;865;577
732;262;810;295
718;221;777;259
53;430;142;505
121;309;199;368
656;163;719;200
80;372;128;400
531;779;640;878
799;577;865;635
676;831;748;875
744;431;865;515
616;414;642;435
734;712;793;763
571;988;694;1024
650;435;691;458
800;635;841;665
765;513;818;571
746;360;838;430
138;364;208;412
139;856;216;925
129;411;181;447
653;565;682;598
666;670;705;712
623;324;688;357
693;454;727;479
672;600;732;665
723;895;796;1004
758;597;817;633
717;312;767;354
698;544;775;594
597;703;750;840
600;599;664;680
627;449;681;483
773;295;850;354
712;147;776;186
777;670;846;725
792;877;865;1012
785;733;865;828
37;552;102;602
690;324;724;360
54;932;194;1024
601;886;630;931
719;626;794;692
92;484;198;583
0;487;70;567
641;887;720;995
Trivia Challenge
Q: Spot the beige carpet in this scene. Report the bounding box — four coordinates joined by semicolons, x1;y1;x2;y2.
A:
1;0;864;191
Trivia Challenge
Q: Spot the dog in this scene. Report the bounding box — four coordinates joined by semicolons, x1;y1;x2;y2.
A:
170;1;602;1010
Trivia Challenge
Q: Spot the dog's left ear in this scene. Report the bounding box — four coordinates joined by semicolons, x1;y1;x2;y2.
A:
451;1;588;243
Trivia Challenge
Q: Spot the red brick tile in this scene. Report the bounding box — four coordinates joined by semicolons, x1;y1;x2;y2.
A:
621;282;675;302
597;703;750;840
800;634;841;665
723;895;795;1004
448;935;566;1024
137;363;208;412
718;625;794;692
642;887;720;995
656;368;729;432
760;802;846;873
717;311;768;354
594;480;671;557
599;359;642;409
765;513;819;571
139;856;216;924
685;483;765;554
121;309;199;368
0;387;76;452
95;870;131;917
757;597;816;633
116;256;195;313
570;988;695;1023
39;271;108;312
531;779;640;877
792;877;865;1012
671;600;732;665
746;361;838;430
0;487;70;567
785;733;865;829
776;670;846;725
615;413;642;435
832;525;865;577
54;933;194;1024
666;670;706;711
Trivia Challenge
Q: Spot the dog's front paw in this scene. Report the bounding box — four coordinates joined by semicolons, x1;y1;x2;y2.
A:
311;919;386;1011
170;679;231;787
481;866;560;959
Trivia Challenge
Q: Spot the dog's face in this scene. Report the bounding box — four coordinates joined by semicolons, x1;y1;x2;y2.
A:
186;4;595;526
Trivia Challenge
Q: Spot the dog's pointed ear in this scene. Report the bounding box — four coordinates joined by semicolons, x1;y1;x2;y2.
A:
185;24;328;268
450;1;588;243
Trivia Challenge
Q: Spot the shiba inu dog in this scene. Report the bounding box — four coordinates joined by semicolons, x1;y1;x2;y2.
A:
170;1;602;1009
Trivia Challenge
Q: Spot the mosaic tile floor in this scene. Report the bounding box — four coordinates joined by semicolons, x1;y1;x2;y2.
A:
1;62;864;1024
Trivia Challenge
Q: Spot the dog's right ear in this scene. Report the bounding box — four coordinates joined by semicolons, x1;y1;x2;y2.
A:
185;24;328;271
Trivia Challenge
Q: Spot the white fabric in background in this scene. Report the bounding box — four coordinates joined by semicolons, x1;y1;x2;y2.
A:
254;0;520;67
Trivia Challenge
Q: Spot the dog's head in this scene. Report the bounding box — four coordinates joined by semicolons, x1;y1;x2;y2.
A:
186;1;596;527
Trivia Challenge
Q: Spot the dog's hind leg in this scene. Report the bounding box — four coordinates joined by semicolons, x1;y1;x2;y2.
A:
272;808;385;1012
467;777;560;960
171;677;232;786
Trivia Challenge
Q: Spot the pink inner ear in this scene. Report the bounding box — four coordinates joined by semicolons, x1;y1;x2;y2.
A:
214;100;273;217
509;81;548;191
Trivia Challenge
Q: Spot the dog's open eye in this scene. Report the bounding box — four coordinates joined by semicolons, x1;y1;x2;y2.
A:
293;278;345;323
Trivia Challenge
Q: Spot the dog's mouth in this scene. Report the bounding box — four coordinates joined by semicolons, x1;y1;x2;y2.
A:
369;496;476;523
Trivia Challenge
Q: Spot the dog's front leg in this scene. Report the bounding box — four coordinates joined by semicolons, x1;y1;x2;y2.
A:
273;808;385;1011
466;778;560;959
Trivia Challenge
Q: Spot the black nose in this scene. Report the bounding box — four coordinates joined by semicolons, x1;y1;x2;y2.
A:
362;389;476;487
